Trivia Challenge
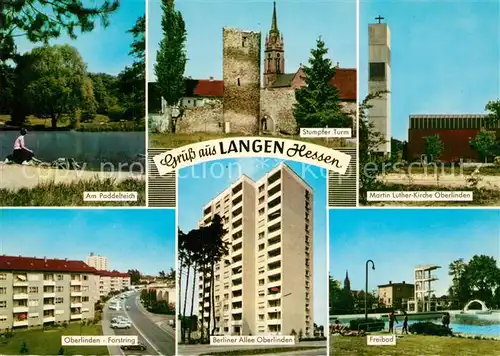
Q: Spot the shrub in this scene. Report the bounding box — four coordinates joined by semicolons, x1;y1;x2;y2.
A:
408;322;453;336
349;318;385;332
494;156;500;167
58;346;64;355
300;337;327;342
19;341;29;354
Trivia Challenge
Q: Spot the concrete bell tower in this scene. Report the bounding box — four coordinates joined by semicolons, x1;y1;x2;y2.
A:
368;17;391;156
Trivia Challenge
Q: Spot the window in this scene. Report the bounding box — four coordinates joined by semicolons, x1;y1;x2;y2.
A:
259;208;265;216
83;275;88;281
0;316;6;321
57;275;64;281
0;274;6;280
258;197;265;204
369;62;386;81
0;301;6;308
28;299;39;307
259;244;265;251
55;297;64;304
56;286;64;293
82;296;89;302
29;287;38;294
0;287;6;294
259;279;265;286
258;232;265;239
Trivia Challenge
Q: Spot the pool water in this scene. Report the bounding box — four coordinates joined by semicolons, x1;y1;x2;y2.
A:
385;319;500;337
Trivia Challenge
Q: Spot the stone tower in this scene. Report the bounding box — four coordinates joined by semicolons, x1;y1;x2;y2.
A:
368;19;391;155
344;270;351;291
222;27;262;134
264;1;285;88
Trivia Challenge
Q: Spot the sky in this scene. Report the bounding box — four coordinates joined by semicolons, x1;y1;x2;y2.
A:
329;209;500;297
14;0;145;75
147;0;356;81
0;209;176;276
360;0;500;140
178;157;328;327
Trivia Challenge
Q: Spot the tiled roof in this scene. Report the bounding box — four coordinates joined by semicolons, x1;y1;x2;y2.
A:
409;114;488;119
185;79;224;97
0;255;99;274
330;68;357;101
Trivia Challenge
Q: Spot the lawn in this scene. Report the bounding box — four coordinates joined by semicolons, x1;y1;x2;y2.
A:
0;114;144;132
363;184;500;206
200;346;324;355
0;323;109;355
395;166;500;176
330;334;500;356
150;132;355;149
0;178;146;206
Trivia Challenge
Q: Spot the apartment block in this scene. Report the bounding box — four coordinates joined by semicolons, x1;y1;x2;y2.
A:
0;255;100;329
87;253;109;271
98;271;132;297
197;163;313;336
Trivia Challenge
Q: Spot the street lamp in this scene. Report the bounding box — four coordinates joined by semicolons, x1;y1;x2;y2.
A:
365;260;375;321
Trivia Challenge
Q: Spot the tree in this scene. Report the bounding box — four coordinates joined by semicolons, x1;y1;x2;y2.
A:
391;138;407;162
466;255;500;305
127;269;142;285
0;0;119;62
19;44;95;128
19;341;28;354
329;275;342;314
293;38;351;131
0;63;15;113
154;0;187;133
424;134;444;163
470;130;497;163
485;100;500;124
358;92;389;204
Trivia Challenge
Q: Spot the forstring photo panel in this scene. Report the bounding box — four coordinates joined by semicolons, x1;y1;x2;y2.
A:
177;158;328;355
0;209;176;355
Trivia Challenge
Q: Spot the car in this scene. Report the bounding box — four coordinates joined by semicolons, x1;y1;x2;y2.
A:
110;322;131;329
120;342;147;351
117;316;131;323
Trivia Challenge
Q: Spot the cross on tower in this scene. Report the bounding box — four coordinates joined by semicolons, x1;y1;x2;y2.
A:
375;15;384;24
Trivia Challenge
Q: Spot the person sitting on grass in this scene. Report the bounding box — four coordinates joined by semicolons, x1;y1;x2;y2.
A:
12;128;35;164
331;320;365;336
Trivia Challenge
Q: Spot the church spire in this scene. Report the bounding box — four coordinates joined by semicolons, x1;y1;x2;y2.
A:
270;1;279;34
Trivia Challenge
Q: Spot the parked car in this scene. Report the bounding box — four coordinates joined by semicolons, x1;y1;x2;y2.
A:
110;322;131;329
117;316;131;323
120;342;147;351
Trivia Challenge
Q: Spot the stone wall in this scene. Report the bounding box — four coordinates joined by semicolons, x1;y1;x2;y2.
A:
176;99;223;134
222;28;261;134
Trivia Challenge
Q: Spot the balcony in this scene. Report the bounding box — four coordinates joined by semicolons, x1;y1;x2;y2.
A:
267;281;281;289
70;291;83;297
71;303;83;308
43;293;56;298
43;304;56;310
232;295;243;303
13;320;29;327
43;280;56;286
232;319;243;326
12;281;28;287
13;306;29;313
43;316;56;323
70;314;83;320
266;318;282;325
267;178;281;191
70;280;82;286
13;293;28;300
267;255;281;265
267;293;282;301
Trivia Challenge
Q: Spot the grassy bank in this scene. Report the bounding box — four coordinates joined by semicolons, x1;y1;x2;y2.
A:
330;334;500;356
200;346;324;355
150;132;354;149
0;114;144;132
0;323;108;355
394;166;500;176
363;183;500;206
0;178;145;206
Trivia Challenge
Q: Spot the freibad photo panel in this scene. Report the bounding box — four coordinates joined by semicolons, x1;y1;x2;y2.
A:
0;209;176;355
0;1;146;207
177;158;328;355
148;0;357;150
358;0;500;207
329;209;500;355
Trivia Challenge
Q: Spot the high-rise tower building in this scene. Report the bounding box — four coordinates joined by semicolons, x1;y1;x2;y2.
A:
86;253;109;271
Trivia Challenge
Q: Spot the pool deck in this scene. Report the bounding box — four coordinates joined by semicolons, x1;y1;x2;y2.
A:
0;163;145;191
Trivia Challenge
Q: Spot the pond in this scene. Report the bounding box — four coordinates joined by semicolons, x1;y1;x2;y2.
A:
0;131;145;171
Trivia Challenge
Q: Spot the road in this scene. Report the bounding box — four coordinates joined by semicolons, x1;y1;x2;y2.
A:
178;340;327;356
103;291;175;356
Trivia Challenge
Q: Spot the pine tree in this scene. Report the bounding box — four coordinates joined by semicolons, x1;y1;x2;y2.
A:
293;38;351;132
154;0;187;133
